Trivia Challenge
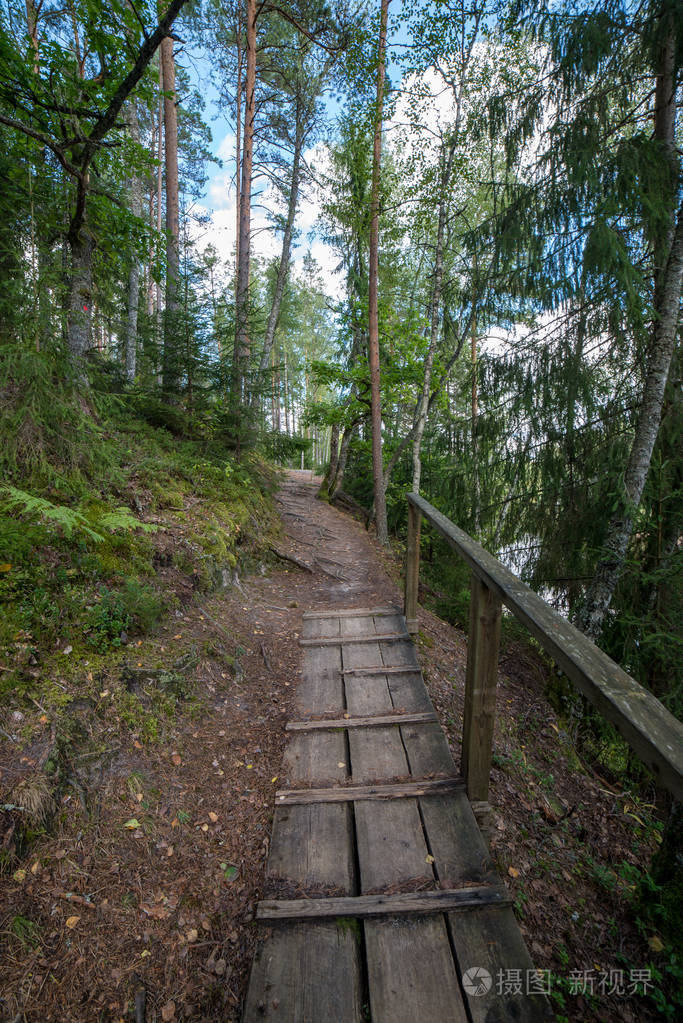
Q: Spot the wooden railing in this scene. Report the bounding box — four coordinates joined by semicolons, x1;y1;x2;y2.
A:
404;493;683;811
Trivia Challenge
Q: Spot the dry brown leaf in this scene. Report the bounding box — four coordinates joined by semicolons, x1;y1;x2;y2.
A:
161;1000;176;1021
65;915;80;929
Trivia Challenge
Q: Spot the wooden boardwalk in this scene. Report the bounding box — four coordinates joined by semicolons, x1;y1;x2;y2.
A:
244;607;552;1022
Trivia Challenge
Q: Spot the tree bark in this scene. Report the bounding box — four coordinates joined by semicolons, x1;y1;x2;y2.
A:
66;222;94;360
125;100;142;382
161;34;180;393
234;0;256;405
411;136;457;494
367;0;390;545
253;116;304;403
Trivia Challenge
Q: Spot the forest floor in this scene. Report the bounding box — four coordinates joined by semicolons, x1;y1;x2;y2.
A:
0;470;668;1022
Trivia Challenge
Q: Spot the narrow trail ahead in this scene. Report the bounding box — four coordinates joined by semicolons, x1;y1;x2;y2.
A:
269;470;400;609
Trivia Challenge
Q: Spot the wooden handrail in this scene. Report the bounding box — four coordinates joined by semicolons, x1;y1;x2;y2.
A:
405;492;683;805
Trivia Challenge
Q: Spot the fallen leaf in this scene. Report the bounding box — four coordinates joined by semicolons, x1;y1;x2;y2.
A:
161;1001;176;1021
173;634;182;640
167;845;174;857
208;812;218;823
201;917;211;931
186;928;198;942
648;935;664;953
123;818;141;830
508;866;520;878
201;823;209;832
31;860;40;875
0;563;12;572
62;645;73;656
425;854;435;864
65;915;80;929
139;949;151;958
271;776;278;783
171;753;182;766
337;762;346;769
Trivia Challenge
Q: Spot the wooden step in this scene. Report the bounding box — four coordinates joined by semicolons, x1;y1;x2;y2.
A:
257;885;510;921
340;665;420;676
299;632;410;647
275;777;464;805
303;607;399;619
286;711;437;732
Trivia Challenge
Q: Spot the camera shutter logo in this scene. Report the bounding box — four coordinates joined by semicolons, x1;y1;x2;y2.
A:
462;967;493;996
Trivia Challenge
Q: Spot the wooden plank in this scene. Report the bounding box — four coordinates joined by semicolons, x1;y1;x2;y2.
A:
267;803;356;892
295;638;343;717
365;916;468;1023
299;632;410;647
448;904;555;1022
418;791;500;888
341;665;422;676
257;886;511;921
303;607;398;619
286;711;437;731
243;922;363;1023
302;615;340;640
401;721;455;778
408;492;683;802
275;778;464;805
282;731;348;787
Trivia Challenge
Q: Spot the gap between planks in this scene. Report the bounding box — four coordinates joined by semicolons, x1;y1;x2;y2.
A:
340;665;420;676
275;777;464;805
299;632;410;647
286;711;438;732
256;885;511;921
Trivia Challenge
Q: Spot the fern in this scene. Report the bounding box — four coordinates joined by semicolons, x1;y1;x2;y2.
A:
96;507;158;535
2;487;158;543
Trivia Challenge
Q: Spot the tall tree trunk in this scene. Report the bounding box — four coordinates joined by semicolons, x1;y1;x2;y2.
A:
125;100;142;382
161;35;180;393
234;3;243;307
580;12;681;639
411;136;457;493
234;0;256;405
253;116;304;404
283;347;290;435
331;422;357;496
155;57;163;383
368;0;390;545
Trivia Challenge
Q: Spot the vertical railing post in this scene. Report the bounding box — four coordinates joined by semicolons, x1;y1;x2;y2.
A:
462;572;502;809
404;498;421;635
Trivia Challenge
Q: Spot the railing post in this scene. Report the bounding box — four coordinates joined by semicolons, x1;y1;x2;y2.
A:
404;499;421;635
462;572;502;813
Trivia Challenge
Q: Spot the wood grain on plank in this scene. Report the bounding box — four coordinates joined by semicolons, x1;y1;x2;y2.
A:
243;923;363;1023
275;778;464;805
364;916;469;1023
286;711;437;731
267;802;356;892
303;607;398;619
448;904;555;1021
257;886;511;921
300;632;410;647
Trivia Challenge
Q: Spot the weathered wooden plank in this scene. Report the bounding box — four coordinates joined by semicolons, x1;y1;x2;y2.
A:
408;492;683;802
275;778;464;805
295;640;343;717
282;731;348;787
401;721;455;778
303;607;398;619
299;632;410;647
257;886;511;921
302;615;340;640
448;905;555;1022
267;802;356;892
418;791;500;888
341;665;422;676
286;711;437;731
364;916;468;1023
243;923;363;1023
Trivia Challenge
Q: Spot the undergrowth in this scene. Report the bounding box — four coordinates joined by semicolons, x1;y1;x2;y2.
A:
0;345;278;704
